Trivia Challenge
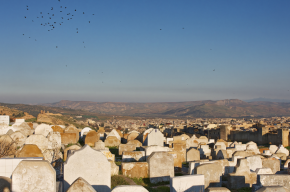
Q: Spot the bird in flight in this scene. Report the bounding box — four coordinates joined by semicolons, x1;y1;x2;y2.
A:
213;69;215;71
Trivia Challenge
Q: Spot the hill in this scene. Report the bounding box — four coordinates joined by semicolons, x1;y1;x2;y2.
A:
40;99;290;118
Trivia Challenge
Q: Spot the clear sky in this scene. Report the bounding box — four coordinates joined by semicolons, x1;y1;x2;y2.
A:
0;0;290;104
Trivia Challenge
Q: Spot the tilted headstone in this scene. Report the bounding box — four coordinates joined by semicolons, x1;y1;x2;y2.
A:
127;140;142;147
122;151;146;162
143;129;164;147
119;144;136;155
246;155;262;172
47;132;62;149
107;129;121;141
145;145;172;159
12;160;55;192
17;144;44;158
35;124;53;137
64;145;111;192
80;127;92;139
255;168;273;175
122;162;148;178
147;152;174;183
206;187;230;192
269;145;278;154
94;140;106;150
262;157;280;174
25;134;52;152
10;132;26;147
85;130;100;146
253;175;290;191
104;136;121;147
276;145;289;156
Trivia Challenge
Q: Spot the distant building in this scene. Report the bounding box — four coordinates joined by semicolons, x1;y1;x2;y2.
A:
0;115;9;126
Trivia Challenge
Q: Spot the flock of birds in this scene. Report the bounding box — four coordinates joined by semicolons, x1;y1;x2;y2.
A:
23;3;94;49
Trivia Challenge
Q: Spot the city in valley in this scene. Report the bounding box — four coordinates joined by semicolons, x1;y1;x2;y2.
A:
1;103;290;192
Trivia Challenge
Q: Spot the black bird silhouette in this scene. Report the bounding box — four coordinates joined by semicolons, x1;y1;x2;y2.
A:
89;21;90;23
76;31;78;33
65;7;67;9
83;12;85;14
75;9;76;11
42;16;43;18
66;65;67;67
27;8;29;10
83;41;84;43
60;6;62;8
23;34;24;35
24;16;26;18
37;17;39;18
182;28;184;29
48;13;49;14
26;5;28;7
76;28;78;30
56;46;58;48
51;7;53;10
52;14;54;16
92;14;94;15
32;20;34;22
40;12;42;14
160;29;162;30
213;69;215;71
29;37;30;38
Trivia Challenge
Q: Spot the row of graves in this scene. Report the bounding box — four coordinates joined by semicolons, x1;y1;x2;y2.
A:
1;121;290;192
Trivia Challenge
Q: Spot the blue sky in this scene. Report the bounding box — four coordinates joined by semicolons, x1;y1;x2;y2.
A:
0;0;290;104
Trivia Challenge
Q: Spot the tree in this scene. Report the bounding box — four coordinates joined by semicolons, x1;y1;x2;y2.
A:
0;137;16;158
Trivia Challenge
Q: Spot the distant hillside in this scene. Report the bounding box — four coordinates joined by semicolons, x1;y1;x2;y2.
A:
245;97;290;103
0;105;34;120
40;99;290;118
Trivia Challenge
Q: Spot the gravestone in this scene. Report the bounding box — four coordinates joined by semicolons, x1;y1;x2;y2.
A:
100;150;115;162
94;140;106;150
186;137;199;149
127;131;139;141
35;124;53;137
0;115;9;126
172;143;186;168
147;152;174;183
246;155;262;172
66;177;96;192
25;134;52;152
199;145;211;159
144;129;164;146
145;145;172;159
119;144;136;155
80;127;92;139
107;129;121;141
12;160;55;192
0;157;43;178
253;175;290;191
122;151;146;162
256;186;288;192
85;130;100;146
17;144;44;158
109;160;119;176
276;145;289;156
64;125;79;142
262;158;280;174
269;145;278;154
195;163;223;189
127;140;142;147
188;160;211;175
105;136;121;147
10;132;26;147
170;175;205;192
64;145;111;192
187;148;200;162
111;185;149;192
122;162;148;178
228;159;257;189
47;132;62;149
12;122;33;137
60;133;77;144
255;168;273;175
51;125;64;133
206;187;230;192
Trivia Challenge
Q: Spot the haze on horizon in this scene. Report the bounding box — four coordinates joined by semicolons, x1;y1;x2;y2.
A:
0;0;290;104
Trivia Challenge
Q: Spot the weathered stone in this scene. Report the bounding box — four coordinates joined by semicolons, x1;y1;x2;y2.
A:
255;168;273;175
127;132;139;141
94;140;106;150
119;144;136;155
195;163;223;188
10;132;26;147
216;150;228;160
111;185;149;192
35;124;53;137
100;150;115;162
246;155;262;172
109;160;119;176
51;125;64;133
170;175;205;192
186;136;199;149
63;145;81;161
122;151;146;162
262;158;280;174
47;132;62;149
188;160;211;175
232;151;255;158
256;186;288;192
85;130;100;146
253;174;290;191
107;129;121;141
186;149;201;162
25;134;52;152
147;152;174;183
275;153;287;160
228;159;257;189
144;145;172;159
122;162;148;178
199;145;211;159
66;177;96;192
171;143;186;168
269;145;278;154
0;135;16;156
276;145;289;156
60;133;77;145
17;144;44;158
43;149;63;163
105;136;121;147
0;176;11;192
64;125;79;142
64;145;111;192
127;140;142;147
206;187;230;192
12;160;56;192
12;122;33;137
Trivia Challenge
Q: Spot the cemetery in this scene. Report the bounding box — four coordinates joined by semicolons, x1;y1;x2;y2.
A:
1;116;290;192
